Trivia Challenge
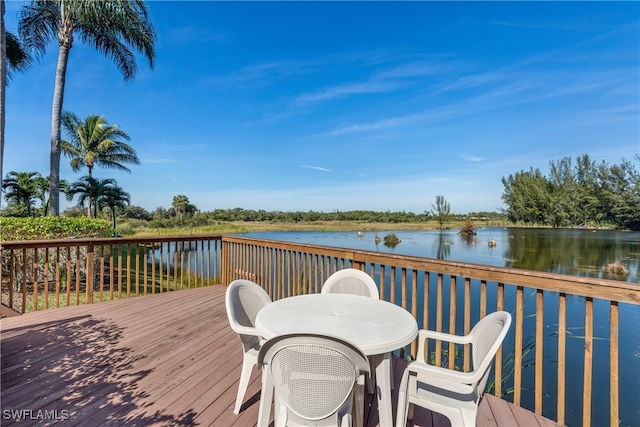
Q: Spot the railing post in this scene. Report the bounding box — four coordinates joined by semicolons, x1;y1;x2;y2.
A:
86;244;94;304
221;238;229;285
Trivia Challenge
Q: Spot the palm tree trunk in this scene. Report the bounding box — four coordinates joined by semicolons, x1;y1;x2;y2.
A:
0;0;6;210
87;167;92;216
111;208;116;235
48;18;72;216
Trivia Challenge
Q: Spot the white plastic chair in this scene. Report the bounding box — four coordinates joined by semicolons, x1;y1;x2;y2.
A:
225;279;272;414
322;268;380;395
321;268;379;298
257;333;370;427
396;311;512;427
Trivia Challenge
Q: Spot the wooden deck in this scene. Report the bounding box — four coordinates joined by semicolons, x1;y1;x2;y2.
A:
1;286;560;427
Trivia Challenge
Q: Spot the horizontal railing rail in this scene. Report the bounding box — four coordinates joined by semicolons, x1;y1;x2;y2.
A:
221;235;640;427
2;234;638;427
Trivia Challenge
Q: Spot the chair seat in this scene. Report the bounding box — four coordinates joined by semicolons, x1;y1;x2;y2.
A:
411;378;479;409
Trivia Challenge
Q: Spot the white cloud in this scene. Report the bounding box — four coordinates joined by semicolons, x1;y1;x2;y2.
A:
461;154;486;162
294;80;408;105
300;165;333;172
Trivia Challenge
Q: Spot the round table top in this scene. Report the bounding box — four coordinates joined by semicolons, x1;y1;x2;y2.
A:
255;293;418;355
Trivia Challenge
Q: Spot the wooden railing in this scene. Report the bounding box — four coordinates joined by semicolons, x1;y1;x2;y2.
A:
0;236;223;312
2;234;639;427
221;236;640;427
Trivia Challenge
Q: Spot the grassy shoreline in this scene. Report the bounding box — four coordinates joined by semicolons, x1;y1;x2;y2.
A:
127;219;511;237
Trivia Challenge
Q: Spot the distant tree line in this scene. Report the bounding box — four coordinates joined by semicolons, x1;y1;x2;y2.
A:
114;197;506;230
119;204;437;226
501;154;640;230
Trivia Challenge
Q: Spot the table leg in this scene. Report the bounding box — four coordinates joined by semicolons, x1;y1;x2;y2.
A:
375;352;393;427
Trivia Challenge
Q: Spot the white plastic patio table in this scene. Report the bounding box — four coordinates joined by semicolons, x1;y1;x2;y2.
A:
255;293;418;427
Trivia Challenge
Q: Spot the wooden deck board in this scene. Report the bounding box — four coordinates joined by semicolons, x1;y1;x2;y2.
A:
1;286;560;427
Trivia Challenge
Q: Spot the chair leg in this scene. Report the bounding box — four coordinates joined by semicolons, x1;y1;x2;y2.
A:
234;354;254;414
395;369;410;427
367;358;376;394
257;369;273;427
354;374;365;427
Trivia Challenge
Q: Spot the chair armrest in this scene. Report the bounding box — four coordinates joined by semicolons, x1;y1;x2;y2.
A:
407;360;477;386
231;324;261;337
416;329;473;363
418;329;472;345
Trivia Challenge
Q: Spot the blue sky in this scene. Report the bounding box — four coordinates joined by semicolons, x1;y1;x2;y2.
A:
4;1;639;214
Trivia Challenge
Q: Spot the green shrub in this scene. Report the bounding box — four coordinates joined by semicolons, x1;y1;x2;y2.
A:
0;216;112;241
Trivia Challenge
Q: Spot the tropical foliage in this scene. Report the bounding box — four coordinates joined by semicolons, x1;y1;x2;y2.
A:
1;170;42;215
61;112;140;177
172;194;195;222
66;176;118;218
60;111;138;215
18;0;155;215
5;31;32;81
502;154;640;230
98;182;130;232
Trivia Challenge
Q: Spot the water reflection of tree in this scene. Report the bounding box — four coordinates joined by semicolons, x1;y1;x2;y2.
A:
435;231;451;260
502;230;639;281
459;234;477;246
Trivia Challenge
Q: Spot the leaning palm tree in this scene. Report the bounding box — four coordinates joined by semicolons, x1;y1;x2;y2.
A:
66;176;116;218
1;170;41;215
61;112;139;215
18;0;155;216
97;183;130;234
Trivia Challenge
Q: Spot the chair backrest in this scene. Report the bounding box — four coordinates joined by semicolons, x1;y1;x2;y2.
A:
225;280;272;348
321;268;379;299
257;333;370;423
470;311;512;393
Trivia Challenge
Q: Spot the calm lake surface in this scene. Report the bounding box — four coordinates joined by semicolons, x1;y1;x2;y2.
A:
240;227;640;283
236;227;639;426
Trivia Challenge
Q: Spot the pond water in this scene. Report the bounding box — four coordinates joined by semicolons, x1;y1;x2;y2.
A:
236;227;639;426
240;227;640;283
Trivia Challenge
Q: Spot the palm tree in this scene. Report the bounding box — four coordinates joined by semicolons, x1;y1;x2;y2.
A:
1;0;33;208
98;183;130;234
61;112;140;177
61;111;139;215
2;170;41;215
172;194;189;222
6;32;32;80
32;174;49;215
66;176;116;218
31;175;67;215
18;0;155;216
